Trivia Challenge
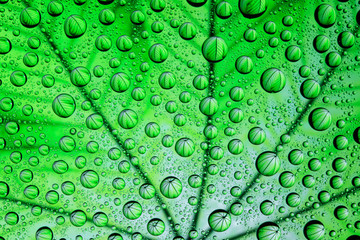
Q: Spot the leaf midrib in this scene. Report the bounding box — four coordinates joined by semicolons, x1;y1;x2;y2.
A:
187;0;216;238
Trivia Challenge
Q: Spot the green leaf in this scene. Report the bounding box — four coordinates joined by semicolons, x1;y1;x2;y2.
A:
1;0;360;239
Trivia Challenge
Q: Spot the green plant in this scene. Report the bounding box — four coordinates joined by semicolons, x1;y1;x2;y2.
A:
0;0;360;239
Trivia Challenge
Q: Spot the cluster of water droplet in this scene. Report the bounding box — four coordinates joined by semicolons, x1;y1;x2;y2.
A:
0;0;360;239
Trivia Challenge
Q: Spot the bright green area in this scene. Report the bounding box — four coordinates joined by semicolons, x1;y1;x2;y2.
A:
0;0;360;239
